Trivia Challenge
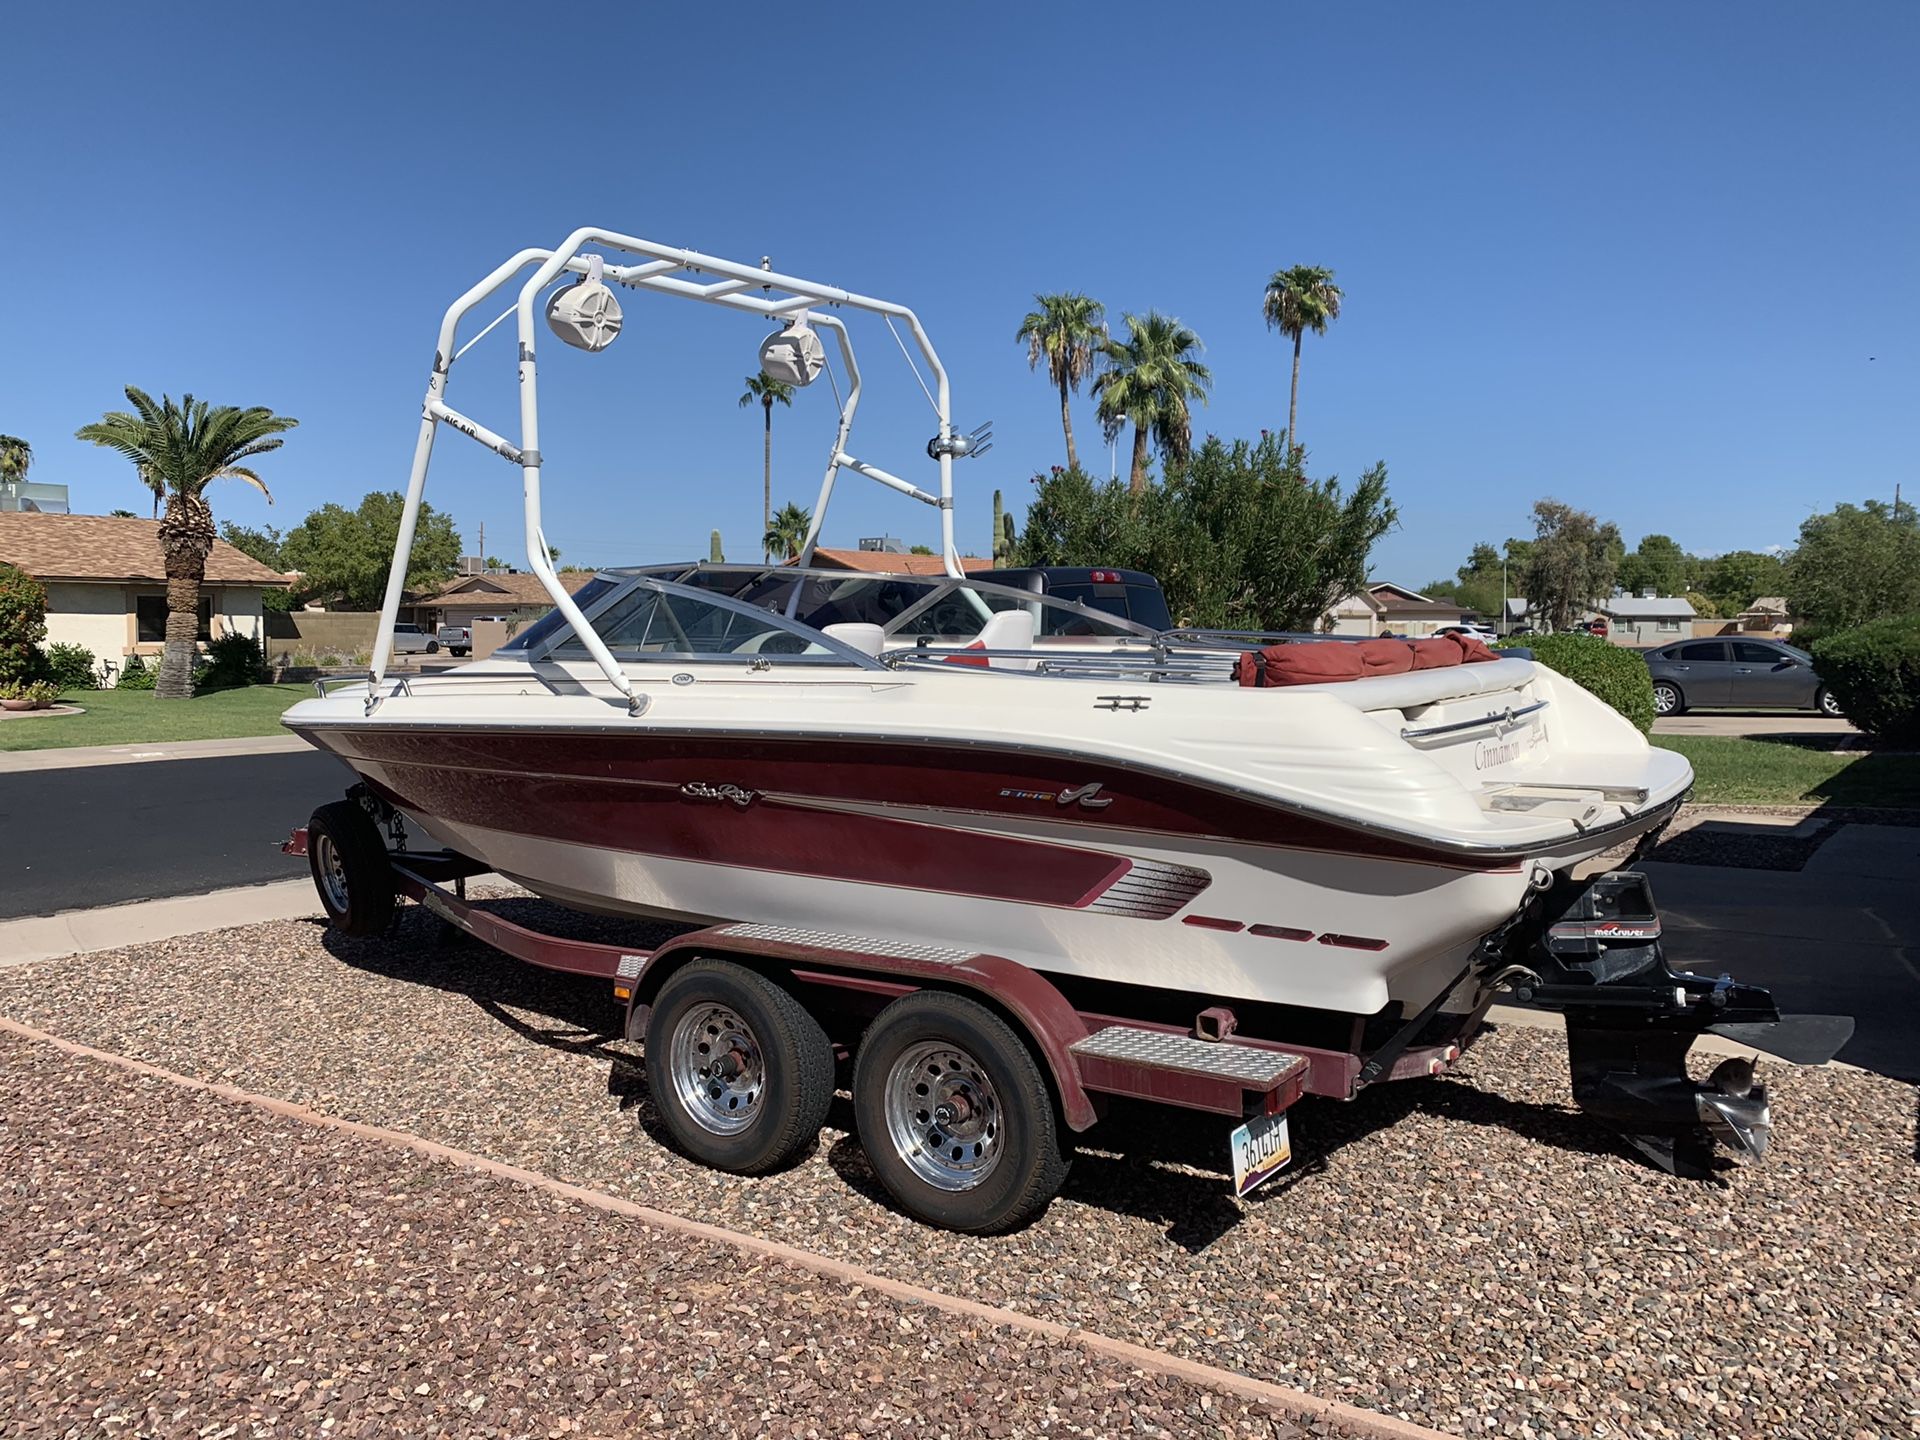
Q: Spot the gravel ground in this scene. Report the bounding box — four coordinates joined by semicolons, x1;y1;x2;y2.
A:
1;908;1916;1439
0;1033;1348;1440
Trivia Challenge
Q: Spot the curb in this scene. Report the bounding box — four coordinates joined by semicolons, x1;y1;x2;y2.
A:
0;878;320;969
0;1015;1458;1440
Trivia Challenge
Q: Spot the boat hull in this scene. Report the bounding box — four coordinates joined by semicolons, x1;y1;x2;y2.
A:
286;723;1653;1017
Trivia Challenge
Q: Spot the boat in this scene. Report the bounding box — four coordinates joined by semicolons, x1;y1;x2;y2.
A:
282;229;1849;1212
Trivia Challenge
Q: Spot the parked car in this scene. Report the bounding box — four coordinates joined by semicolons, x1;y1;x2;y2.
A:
1643;637;1843;717
1438;621;1497;643
389;622;439;655
436;615;512;657
975;567;1174;633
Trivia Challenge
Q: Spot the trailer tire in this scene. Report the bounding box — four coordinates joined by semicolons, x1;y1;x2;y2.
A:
307;800;395;937
852;991;1069;1234
644;960;835;1175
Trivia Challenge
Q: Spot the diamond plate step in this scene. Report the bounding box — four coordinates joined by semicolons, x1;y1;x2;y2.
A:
1071;1026;1305;1088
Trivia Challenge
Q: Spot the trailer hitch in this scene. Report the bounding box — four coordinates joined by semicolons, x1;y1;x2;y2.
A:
1508;870;1853;1178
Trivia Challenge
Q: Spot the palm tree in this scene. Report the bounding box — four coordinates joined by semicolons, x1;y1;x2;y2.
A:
0;435;31;489
76;389;296;699
1015;294;1106;470
739;371;795;561
763;502;813;561
1091;312;1213;493
1262;265;1343;452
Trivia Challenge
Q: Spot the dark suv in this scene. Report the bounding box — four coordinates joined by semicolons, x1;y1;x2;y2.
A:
975;567;1174;632
1643;637;1842;717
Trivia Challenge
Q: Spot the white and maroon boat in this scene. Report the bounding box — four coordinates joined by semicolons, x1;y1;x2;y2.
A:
281;229;1848;1230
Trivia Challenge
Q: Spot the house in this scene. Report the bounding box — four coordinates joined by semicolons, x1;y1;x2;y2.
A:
0;511;290;666
800;547;995;576
1319;583;1469;638
1595;593;1696;647
411;570;603;631
1731;597;1794;636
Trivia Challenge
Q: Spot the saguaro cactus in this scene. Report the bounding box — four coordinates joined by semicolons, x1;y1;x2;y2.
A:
991;490;1016;565
709;529;725;563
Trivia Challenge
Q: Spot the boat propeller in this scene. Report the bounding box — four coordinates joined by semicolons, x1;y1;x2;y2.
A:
1506;870;1852;1179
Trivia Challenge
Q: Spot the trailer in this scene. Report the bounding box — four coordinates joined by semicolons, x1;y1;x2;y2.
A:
287;794;1493;1233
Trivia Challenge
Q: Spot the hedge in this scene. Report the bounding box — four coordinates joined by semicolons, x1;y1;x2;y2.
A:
1810;616;1920;743
1496;632;1655;734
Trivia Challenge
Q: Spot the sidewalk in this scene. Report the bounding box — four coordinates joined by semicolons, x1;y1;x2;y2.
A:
0;732;308;773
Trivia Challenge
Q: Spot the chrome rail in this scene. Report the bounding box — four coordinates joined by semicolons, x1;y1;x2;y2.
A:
879;646;1242;683
1400;699;1549;741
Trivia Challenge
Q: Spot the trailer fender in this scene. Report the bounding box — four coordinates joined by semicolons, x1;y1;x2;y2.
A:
624;926;1102;1132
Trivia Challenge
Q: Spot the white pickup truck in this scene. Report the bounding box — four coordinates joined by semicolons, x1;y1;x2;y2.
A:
435;615;511;657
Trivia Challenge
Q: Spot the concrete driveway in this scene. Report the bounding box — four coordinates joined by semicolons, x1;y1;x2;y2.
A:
1654;712;1859;741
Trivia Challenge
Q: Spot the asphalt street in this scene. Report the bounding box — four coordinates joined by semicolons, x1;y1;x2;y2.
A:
0;751;351;919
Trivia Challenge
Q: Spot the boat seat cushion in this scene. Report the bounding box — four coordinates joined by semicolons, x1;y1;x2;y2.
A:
1238;636;1504;688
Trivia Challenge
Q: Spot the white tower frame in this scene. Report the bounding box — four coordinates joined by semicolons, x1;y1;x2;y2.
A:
368;227;969;710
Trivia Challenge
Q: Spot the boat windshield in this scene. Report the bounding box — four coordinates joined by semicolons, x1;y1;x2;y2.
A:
633;565;1158;646
517;575;887;668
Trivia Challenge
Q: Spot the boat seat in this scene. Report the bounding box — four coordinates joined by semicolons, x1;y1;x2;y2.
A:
1286;655;1537;709
925;609;1038;671
822;622;886;657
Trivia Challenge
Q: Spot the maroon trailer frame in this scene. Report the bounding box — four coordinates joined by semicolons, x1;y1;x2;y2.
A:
283;827;1484;1141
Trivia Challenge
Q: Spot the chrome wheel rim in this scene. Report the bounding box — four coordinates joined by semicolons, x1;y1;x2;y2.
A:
883;1041;1002;1191
314;831;350;914
668;1004;766;1135
1821;692;1840;715
1654;686;1677;714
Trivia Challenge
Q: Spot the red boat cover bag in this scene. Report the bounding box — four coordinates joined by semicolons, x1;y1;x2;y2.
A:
1354;638;1416;676
1409;638;1463;670
1442;631;1499;664
1248;643;1365;686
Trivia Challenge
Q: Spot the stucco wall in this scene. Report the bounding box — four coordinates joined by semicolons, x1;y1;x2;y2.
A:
42;583;126;664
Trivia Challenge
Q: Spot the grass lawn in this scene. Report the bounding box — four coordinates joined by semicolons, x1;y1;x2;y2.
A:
0;684;311;752
1653;733;1920;809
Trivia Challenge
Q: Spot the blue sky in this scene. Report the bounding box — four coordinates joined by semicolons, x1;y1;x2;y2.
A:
1;2;1913;587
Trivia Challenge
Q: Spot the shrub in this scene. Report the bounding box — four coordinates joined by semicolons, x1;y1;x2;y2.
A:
43;642;100;692
0;679;60;706
0;563;48;684
1810;616;1920;743
1497;632;1655;733
200;631;268;690
116;653;157;690
316;653;343;668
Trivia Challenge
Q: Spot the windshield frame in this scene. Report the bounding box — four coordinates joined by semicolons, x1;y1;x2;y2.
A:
507;572;891;670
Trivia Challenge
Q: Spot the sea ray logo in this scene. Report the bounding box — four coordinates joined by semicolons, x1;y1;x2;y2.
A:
1056;782;1113;810
682;781;759;808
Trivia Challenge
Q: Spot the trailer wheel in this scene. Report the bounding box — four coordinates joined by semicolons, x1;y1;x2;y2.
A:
852;991;1070;1234
306;800;395;936
645;960;834;1175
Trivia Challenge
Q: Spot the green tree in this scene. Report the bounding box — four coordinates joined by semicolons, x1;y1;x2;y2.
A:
281;491;462;611
1261;265;1343;452
0;435;32;486
1017;435;1395;631
76;389;295;698
1700;549;1786;615
1615;533;1691;597
0;562;49;684
220;521;286;570
108;508;138;519
1786;499;1920;633
739;371;795;562
1015;293;1106;471
1520;499;1622;633
763;502;812;560
1092;312;1213;494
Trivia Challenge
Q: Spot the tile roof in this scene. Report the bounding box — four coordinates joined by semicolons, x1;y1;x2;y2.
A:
0;511;291;585
801;548;995;575
416;571;602;606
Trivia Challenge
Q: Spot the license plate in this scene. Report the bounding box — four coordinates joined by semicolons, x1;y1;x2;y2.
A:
1229;1111;1292;1197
